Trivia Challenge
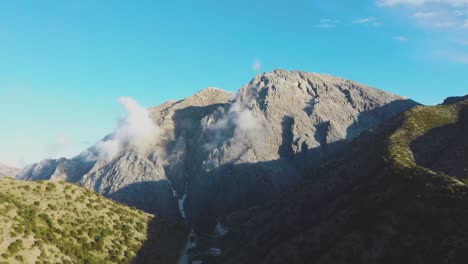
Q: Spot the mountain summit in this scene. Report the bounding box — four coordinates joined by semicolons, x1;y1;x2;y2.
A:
17;70;418;230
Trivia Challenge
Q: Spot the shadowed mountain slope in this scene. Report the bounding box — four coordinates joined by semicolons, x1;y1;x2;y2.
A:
214;99;468;264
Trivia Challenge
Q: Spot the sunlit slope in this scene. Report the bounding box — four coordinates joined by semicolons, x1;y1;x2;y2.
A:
0;178;186;264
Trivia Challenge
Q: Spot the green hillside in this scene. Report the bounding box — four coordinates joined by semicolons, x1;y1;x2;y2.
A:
217;99;468;264
0;178;186;264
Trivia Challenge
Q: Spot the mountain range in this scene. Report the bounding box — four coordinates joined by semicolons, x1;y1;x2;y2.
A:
0;162;19;177
16;70;417;232
5;69;467;263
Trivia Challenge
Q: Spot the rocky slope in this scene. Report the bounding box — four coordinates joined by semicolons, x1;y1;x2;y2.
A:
0;178;186;264
17;69;418;231
213;98;468;264
0;162;19;177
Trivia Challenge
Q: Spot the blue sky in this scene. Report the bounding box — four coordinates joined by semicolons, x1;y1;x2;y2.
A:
0;0;467;167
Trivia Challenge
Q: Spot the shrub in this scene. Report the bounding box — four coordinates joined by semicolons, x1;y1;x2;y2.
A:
13;225;24;234
45;183;56;191
7;239;23;254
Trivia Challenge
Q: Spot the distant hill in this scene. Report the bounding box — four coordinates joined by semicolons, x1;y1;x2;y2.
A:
215;99;468;264
0;163;19;177
0;178;186;264
442;94;468;105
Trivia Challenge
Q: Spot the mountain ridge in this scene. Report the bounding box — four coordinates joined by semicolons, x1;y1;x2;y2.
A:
17;69;418;231
0;162;20;178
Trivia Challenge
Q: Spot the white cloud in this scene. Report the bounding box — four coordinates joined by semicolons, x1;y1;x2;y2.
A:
435;21;457;28
378;0;429;6
453;9;468;15
85;97;160;161
413;11;438;17
378;0;468;64
315;23;336;28
353;17;378;23
202;87;264;165
252;59;262;71
57;134;69;146
315;19;340;28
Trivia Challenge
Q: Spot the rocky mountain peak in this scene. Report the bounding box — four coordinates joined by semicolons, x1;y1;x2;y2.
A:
176;87;233;107
17;70;419;230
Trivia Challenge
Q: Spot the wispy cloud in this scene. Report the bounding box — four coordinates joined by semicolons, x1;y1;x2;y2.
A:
377;0;468;63
352;17;382;27
436;50;468;63
454;9;468;16
379;0;468;29
395;35;409;41
378;0;468;7
353;17;378;24
413;11;438;17
453;53;468;63
84;97;160;161
434;21;456;28
252;59;262;71
315;19;340;28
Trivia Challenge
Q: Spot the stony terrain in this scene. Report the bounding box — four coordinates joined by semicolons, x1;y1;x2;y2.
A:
17;69;418;231
0;178;186;264
212;99;468;264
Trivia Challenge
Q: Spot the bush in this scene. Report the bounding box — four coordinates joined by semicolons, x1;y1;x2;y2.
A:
7;239;23;254
13;225;24;234
45;183;56;190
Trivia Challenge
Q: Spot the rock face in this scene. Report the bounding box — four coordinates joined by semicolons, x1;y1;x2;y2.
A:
17;69;418;229
0;162;19;177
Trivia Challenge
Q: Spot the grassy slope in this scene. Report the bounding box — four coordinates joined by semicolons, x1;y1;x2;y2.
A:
0;178;186;264
219;100;468;264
